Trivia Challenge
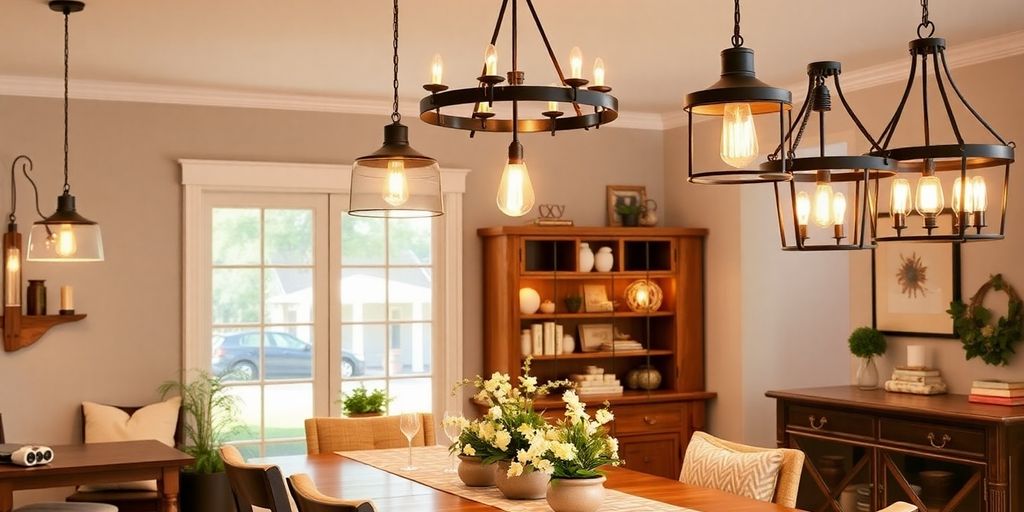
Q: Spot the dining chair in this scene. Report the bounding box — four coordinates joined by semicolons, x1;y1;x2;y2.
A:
220;444;293;512
878;503;917;512
679;431;805;508
286;473;376;512
303;413;435;454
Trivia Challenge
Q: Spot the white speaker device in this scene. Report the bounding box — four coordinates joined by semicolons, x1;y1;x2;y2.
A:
0;444;55;467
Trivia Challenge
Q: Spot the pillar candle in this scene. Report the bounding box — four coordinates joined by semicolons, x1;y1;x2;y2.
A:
907;345;928;369
60;285;74;311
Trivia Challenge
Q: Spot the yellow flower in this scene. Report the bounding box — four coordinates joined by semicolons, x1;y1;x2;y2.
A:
550;441;576;461
462;445;476;456
534;458;554;474
493;430;512;451
595;409;614;425
516;424;534;437
507;461;524;477
488;406;503;420
519;375;538;393
982;325;996;337
606;437;619;458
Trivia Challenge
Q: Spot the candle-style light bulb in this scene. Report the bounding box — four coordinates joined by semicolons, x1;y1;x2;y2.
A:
890;178;912;234
382;160;410;207
475;102;492;115
813;181;835;229
4;246;20;307
593;58;606;87
720;103;758;168
832;192;847;241
484;44;499;76
796;191;811;241
951;177;975;214
569;47;583;79
55;224;77;258
916;174;944;233
971;176;988;230
430;54;444;85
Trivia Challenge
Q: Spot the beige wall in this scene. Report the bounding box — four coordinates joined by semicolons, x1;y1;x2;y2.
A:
0;96;663;504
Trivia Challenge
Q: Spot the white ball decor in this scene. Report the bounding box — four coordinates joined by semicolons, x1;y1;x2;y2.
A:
625;280;663;313
519;287;541;315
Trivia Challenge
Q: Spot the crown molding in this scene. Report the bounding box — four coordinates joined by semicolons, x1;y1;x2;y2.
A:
0;30;1019;133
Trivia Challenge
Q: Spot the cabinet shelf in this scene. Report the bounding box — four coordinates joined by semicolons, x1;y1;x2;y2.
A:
3;314;87;352
520;271;675;280
527;349;674;361
521;311;674;320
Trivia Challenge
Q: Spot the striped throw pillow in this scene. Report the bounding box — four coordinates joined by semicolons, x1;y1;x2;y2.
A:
680;432;784;503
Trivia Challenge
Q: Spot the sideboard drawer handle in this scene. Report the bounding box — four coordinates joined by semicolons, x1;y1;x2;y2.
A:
809;415;828;430
643;416;657;425
927;432;951;449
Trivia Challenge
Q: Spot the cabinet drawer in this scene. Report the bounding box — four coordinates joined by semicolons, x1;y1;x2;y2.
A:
879;418;987;459
613;403;685;434
619;433;680;480
787;404;874;440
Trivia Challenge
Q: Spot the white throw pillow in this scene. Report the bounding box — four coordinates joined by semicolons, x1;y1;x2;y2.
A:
78;397;181;492
680;431;784;503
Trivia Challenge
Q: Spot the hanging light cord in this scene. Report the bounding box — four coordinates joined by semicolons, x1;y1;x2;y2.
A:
731;0;744;48
62;8;71;194
390;0;401;124
918;0;935;38
8;156;47;224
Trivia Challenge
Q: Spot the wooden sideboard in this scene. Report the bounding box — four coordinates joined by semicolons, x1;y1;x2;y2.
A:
767;386;1024;512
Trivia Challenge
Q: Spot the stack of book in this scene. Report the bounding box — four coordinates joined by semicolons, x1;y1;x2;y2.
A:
969;380;1024;406
569;366;624;397
599;340;644;352
883;367;948;395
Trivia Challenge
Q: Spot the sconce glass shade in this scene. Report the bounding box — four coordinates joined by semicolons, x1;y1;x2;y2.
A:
3;229;21;307
27;194;104;262
348;123;444;218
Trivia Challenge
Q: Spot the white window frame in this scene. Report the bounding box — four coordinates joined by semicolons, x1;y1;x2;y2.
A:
181;159;469;422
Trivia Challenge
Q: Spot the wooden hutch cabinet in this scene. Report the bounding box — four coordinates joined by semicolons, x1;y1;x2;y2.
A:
768;386;1024;512
478;226;715;479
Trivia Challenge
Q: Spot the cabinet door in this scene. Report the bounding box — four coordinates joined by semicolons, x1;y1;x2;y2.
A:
878;448;986;512
789;433;875;512
619;432;680;480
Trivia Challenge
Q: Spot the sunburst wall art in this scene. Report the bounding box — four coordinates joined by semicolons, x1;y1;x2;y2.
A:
873;242;961;337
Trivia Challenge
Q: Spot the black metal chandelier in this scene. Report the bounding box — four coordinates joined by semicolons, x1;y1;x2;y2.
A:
684;0;792;185
419;0;618;217
761;62;896;251
349;0;444;218
869;0;1014;242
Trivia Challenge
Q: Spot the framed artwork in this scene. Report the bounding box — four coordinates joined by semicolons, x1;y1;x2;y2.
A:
872;241;961;337
579;323;614;352
582;284;612;312
606;185;647;227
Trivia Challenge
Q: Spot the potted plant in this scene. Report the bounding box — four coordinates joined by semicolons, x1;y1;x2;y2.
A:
158;370;243;512
340;386;392;417
544;390;622;512
848;326;887;390
615;202;641;227
444;416;497;487
564;294;583;313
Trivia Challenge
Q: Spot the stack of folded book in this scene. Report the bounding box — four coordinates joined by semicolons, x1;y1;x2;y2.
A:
599;340;644;352
968;380;1024;406
569;366;624;397
883;367;948;395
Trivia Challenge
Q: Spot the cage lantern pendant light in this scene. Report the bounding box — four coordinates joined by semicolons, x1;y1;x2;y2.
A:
348;0;444;218
419;0;618;217
684;0;792;185
27;0;103;262
761;62;897;251
869;0;1014;242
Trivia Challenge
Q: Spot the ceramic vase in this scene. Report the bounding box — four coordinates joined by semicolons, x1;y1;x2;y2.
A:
578;243;595;272
521;330;532;357
546;476;606;512
539;300;556;314
561;335;575;354
494;461;549;499
519;288;541;315
856;357;879;390
594;247;614;272
458;456;496;487
632;365;662;390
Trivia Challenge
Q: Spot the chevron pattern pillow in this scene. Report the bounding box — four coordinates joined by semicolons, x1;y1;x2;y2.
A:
680;432;784;503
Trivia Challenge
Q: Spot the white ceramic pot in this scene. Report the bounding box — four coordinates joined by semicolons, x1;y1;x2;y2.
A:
458;456;496;487
561;335;575;354
494;461;550;500
594;247;614;272
519;287;541;315
521;330;533;357
578;243;595;272
546;476;607;512
539;300;556;314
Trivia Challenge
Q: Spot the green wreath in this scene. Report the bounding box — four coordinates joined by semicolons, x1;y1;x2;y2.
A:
947;274;1024;366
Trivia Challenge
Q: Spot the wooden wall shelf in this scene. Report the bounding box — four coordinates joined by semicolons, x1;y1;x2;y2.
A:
3;314;86;352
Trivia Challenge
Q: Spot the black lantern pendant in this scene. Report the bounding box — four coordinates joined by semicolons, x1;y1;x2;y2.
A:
348;0;444;218
27;0;103;262
762;62;896;251
870;0;1014;242
684;0;792;185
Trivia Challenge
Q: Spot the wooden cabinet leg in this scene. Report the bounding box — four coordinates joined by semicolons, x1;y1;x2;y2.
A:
159;466;180;512
0;482;12;512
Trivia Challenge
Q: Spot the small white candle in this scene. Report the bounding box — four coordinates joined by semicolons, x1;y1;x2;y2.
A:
907;345;928;369
60;285;74;311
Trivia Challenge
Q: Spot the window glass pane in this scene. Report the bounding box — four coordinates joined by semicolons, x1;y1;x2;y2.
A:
389;217;432;265
341;215;385;265
223;385;261;442
265;268;313;324
390;322;432;376
341;268;387;322
264;209;313;265
264;441;308;457
389;378;432;415
263;330;313;381
388;269;432;321
233;444;261;459
213;268;261;324
213;328;262;382
342;324;386;378
213;208;260;265
264;383;312;439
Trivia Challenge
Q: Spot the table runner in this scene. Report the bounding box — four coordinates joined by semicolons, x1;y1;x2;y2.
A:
338;446;698;512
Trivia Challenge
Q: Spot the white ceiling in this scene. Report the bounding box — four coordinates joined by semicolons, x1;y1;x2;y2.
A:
0;0;1022;115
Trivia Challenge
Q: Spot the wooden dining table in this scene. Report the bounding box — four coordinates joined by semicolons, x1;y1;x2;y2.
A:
262;451;802;511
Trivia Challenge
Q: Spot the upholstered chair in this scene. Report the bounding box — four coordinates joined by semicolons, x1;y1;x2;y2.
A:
220;445;293;512
679;431;805;508
286;474;376;512
303;413;435;454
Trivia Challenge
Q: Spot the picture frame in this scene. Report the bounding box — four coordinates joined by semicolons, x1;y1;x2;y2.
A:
872;241;961;337
579;323;614;352
582;284;612;313
606;185;647;227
